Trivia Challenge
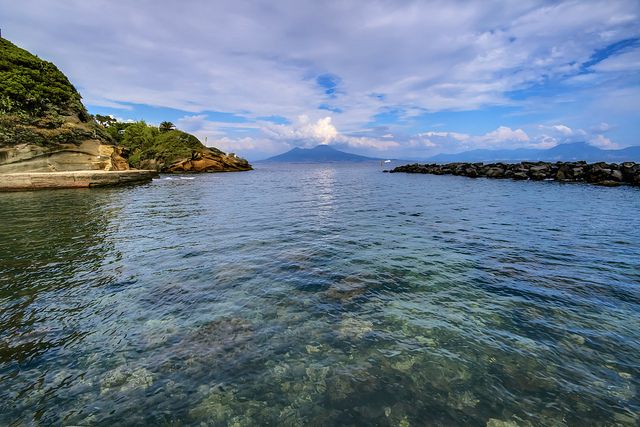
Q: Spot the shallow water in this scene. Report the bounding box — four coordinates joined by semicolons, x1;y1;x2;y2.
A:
0;163;639;426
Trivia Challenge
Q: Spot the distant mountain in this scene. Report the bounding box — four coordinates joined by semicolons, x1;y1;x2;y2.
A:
261;144;380;163
425;142;640;163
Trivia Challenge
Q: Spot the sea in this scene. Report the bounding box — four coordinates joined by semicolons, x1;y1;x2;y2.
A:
0;162;638;426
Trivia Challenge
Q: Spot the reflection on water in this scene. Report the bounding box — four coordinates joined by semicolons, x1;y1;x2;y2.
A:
0;163;639;426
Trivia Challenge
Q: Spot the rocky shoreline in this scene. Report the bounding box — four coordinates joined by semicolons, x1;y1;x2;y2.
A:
0;170;158;191
388;161;640;187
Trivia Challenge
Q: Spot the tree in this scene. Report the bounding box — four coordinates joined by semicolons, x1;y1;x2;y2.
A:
159;121;175;133
95;114;115;127
121;121;158;152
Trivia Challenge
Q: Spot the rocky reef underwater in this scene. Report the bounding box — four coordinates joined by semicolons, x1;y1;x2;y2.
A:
5;276;637;426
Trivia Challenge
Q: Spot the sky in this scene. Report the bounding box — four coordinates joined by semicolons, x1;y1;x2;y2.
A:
1;0;639;160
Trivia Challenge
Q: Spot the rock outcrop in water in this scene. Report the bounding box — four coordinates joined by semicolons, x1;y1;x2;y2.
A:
389;161;640;187
0;38;128;173
107;120;252;173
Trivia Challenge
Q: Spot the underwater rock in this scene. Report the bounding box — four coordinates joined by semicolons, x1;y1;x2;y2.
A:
143;318;178;347
278;404;306;427
100;366;153;394
567;333;585;346
337;317;374;339
325;275;369;301
189;388;237;424
390;354;417;372
326;374;356;401
448;390;480;410
304;365;330;395
486;419;520;427
613;410;639;426
189;384;272;426
171;316;254;367
305;344;322;354
398;415;411;427
618;371;632;380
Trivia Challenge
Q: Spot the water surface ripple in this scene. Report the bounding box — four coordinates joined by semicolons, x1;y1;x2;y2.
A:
0;163;639;426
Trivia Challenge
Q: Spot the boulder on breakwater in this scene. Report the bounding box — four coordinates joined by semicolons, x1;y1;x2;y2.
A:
388;161;640;187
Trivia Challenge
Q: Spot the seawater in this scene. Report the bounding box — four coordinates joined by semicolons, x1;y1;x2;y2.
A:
0;163;638;426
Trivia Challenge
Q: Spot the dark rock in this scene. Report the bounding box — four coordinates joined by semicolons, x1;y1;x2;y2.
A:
389;160;640;188
596;180;622;187
610;169;623;182
486;167;505;178
512;172;529;180
465;167;478;178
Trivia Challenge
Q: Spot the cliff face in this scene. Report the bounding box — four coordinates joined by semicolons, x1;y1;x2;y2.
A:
0;38;128;172
163;148;253;173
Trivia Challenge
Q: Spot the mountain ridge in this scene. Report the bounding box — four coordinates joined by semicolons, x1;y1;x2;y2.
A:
261;144;381;163
424;142;640;163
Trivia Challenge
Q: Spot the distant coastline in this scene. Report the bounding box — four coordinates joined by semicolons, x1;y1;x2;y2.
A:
419;142;640;164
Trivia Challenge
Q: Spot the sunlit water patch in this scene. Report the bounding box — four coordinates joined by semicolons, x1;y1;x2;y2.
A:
0;163;639;426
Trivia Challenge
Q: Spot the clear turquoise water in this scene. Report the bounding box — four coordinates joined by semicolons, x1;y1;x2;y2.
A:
0;163;639;426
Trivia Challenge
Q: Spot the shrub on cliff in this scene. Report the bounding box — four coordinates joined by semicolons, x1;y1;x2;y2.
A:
0;38;86;119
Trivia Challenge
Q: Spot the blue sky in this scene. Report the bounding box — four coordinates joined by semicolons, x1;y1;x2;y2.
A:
2;0;639;160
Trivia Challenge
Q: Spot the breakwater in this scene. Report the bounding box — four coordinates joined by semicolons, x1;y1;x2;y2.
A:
389;161;640;186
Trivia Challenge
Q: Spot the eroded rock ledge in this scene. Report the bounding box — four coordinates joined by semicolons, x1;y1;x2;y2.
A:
0;170;158;191
388;161;640;187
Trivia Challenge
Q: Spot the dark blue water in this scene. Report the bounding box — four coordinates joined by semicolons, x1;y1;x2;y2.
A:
0;163;639;426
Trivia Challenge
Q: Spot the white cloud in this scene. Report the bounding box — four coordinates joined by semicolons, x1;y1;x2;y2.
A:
418;131;470;142
262;116;400;150
589;134;618;148
592;122;612;132
532;135;560;149
538;124;592;140
176;114;210;133
551;124;573;136
2;0;638;156
407;126;532;154
482;126;529;144
207;136;288;155
4;1;639;125
334;134;400;150
263;116;337;146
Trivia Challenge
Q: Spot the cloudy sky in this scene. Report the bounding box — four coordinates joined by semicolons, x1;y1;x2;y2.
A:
2;0;639;160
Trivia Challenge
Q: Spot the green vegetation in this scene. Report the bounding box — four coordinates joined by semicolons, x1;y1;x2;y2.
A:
0;38;111;148
0;38;86;119
112;120;223;169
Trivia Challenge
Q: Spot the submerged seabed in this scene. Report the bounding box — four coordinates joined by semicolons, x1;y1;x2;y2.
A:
0;163;639;426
